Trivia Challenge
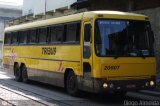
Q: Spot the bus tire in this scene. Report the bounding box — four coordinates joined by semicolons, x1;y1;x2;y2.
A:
66;71;79;96
14;64;22;82
22;65;29;83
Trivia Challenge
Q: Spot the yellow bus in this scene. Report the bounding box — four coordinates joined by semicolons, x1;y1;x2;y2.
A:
3;11;156;96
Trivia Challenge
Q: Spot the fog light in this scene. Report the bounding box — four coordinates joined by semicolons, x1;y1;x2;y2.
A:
145;82;149;86
110;83;114;88
103;83;108;88
150;81;155;86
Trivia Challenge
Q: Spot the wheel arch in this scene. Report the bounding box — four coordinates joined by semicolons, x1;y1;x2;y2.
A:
14;62;19;75
20;63;26;70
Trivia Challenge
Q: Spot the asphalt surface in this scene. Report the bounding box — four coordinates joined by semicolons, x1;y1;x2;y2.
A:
0;68;160;106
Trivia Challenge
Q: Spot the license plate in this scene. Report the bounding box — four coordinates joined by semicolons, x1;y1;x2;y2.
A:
126;84;136;88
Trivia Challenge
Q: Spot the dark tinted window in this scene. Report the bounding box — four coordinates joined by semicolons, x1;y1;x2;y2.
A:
76;23;80;42
49;25;64;43
66;22;80;43
28;29;37;44
84;24;91;42
11;32;18;44
38;27;47;44
50;26;56;43
4;32;11;45
19;30;28;44
56;25;64;42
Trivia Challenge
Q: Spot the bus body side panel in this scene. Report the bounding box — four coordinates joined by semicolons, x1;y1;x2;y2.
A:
3;45;81;87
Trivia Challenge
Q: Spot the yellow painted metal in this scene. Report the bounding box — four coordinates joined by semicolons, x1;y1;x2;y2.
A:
92;54;156;79
3;45;81;76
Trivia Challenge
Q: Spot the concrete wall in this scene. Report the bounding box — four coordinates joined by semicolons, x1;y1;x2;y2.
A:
23;0;34;15
0;8;22;39
46;0;76;12
23;0;76;16
90;0;130;11
0;8;22;60
134;7;160;76
0;8;21;18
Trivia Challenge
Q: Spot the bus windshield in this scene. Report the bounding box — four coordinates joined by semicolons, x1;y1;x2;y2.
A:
95;19;154;57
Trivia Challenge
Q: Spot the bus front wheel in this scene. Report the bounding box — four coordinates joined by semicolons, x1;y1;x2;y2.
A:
14;64;22;81
22;65;29;83
66;71;79;96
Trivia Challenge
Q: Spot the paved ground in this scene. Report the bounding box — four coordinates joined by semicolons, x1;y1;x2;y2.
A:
0;67;160;106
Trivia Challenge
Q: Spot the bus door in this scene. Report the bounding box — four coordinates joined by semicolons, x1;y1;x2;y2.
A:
81;21;93;90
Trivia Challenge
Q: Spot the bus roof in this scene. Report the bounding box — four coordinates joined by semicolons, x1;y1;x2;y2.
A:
88;11;147;16
83;11;148;20
5;11;148;32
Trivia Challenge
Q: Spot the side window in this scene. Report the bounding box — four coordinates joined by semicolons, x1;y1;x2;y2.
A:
56;25;64;42
19;30;28;44
83;24;92;58
66;22;80;43
4;32;11;45
28;29;37;44
76;23;81;42
84;24;91;42
11;32;18;44
50;26;56;43
38;27;47;44
49;25;64;43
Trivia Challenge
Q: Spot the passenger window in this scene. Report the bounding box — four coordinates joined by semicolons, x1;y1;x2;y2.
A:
66;22;80;43
4;32;11;45
19;30;28;44
29;29;37;44
50;26;56;43
11;32;18;44
49;25;64;43
38;27;47;44
56;25;64;42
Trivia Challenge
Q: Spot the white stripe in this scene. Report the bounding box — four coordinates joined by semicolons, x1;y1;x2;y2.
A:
140;90;160;96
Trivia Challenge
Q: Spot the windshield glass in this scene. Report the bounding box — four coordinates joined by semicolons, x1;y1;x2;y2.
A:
95;19;154;57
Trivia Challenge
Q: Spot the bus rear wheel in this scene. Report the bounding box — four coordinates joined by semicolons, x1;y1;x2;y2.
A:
14;64;22;81
22;65;28;83
66;71;79;96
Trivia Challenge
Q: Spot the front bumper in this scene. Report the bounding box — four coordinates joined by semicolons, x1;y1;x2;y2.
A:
93;77;156;93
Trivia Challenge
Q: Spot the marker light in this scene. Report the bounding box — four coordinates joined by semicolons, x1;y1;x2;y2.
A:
103;83;108;88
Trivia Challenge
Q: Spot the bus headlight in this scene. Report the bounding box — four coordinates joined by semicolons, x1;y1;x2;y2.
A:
150;81;155;86
103;83;108;88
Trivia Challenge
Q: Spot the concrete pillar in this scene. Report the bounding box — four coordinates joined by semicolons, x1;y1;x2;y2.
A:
128;0;134;11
